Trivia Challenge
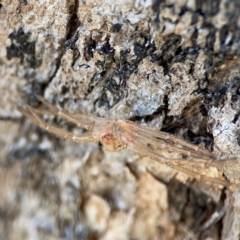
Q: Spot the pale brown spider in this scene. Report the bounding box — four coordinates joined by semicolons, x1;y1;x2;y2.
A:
10;95;239;188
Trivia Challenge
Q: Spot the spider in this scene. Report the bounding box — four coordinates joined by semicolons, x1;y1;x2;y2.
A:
10;95;238;188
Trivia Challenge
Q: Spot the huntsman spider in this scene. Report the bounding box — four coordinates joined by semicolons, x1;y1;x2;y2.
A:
10;95;239;188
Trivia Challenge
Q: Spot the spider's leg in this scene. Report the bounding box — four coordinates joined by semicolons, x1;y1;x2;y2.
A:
124;127;212;163
167;163;234;187
123;131;232;187
36;95;98;129
26;106;93;143
137;126;215;159
35;95;59;111
33;107;92;130
36;95;97;120
122;130;175;163
136;130;210;161
10;98;96;141
122;132;231;186
206;159;238;168
9;99;37;122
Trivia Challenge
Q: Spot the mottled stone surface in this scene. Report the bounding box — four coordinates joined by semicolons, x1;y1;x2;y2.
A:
1;0;240;239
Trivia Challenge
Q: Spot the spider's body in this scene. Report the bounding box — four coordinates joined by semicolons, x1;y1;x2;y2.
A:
10;95;239;188
95;119;129;152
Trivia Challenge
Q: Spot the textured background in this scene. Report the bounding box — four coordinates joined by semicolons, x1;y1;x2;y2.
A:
1;0;240;239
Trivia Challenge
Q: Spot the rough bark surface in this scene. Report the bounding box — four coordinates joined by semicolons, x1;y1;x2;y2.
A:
1;0;240;239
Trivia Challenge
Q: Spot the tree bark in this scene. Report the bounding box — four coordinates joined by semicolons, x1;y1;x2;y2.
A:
1;0;240;239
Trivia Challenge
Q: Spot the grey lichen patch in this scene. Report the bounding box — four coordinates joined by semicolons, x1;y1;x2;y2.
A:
206;59;240;159
127;59;171;116
209;103;240;158
168;62;199;116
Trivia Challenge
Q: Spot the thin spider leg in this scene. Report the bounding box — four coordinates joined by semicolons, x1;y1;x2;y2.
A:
33;109;97;127
137;126;215;159
36;95;59;111
33;107;92;129
64;113;102;121
36;95;98;129
9;99;38;122
10;98;92;130
206;159;238;168
167;163;232;187
122;131;179;163
31;108;56;115
137;126;212;155
27;106;92;143
122;131;233;187
123;127;212;162
170;159;208;167
36;95;99;121
134;129;212;161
